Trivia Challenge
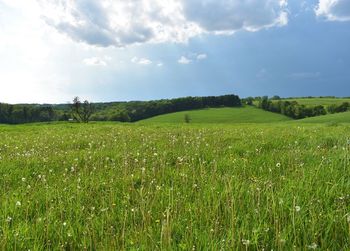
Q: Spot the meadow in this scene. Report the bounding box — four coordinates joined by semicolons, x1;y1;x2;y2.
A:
140;106;291;124
280;98;350;107
0;121;349;250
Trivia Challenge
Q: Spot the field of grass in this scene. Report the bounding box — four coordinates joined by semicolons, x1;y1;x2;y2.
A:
299;111;350;123
282;98;350;106
140;106;291;124
0;122;349;250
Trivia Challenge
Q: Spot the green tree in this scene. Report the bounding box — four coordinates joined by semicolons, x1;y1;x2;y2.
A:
184;114;191;123
71;97;94;123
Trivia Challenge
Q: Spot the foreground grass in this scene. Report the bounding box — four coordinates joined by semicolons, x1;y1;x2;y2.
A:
140;106;291;124
0;122;349;250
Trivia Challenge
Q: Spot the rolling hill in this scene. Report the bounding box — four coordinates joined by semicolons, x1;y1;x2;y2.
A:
139;106;291;124
299;111;350;123
280;97;350;106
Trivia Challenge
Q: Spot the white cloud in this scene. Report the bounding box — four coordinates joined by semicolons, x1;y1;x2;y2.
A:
315;0;350;21
157;62;164;67
34;0;289;48
178;56;192;64
83;57;107;66
131;57;152;65
197;54;207;60
181;0;288;33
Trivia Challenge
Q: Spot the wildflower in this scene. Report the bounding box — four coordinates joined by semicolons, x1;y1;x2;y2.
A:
242;239;250;246
63;222;67;226
295;206;301;212
307;243;317;249
6;216;12;223
16;201;21;207
21;177;26;182
276;162;281;168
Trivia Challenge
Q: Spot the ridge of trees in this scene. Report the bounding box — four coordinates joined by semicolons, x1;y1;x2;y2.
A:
254;96;349;119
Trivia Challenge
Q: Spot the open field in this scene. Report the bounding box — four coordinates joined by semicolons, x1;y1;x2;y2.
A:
0;122;349;250
299;111;350;123
140;106;291;124
282;98;350;106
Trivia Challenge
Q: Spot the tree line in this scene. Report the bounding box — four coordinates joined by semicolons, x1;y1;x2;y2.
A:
91;94;241;122
0;103;57;124
256;96;349;119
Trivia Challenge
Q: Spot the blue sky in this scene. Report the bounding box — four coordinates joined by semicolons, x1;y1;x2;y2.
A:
0;0;350;103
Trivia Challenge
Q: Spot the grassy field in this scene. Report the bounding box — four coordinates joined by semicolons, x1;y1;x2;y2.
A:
0;122;349;250
282;98;350;106
299;111;350;123
140;106;291;124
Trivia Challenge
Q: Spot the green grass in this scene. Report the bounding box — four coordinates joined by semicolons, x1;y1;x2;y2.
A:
282;98;350;106
140;106;291;124
0;122;349;250
299;111;350;123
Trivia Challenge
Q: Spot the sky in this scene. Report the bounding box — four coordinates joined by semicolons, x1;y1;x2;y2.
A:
0;0;350;104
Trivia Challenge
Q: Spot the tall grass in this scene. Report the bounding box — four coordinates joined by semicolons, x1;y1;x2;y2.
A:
0;123;349;250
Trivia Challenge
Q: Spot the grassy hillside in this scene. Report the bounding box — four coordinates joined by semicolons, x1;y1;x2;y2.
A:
0;122;349;250
140;106;291;124
282;98;350;106
299;111;350;123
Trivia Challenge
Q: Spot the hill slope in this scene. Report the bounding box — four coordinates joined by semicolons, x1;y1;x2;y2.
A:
299;111;350;123
282;98;350;106
140;106;291;124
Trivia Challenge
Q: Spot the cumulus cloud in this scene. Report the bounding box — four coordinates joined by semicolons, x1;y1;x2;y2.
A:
37;0;289;48
181;0;288;33
178;56;192;64
315;0;350;21
83;57;107;66
37;0;200;47
131;57;152;65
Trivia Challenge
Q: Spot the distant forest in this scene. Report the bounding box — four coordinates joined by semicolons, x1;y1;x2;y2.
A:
0;94;241;124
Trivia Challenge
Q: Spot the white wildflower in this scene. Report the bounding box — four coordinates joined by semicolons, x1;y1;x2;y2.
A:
242;239;250;246
276;162;281;168
295;206;301;212
16;201;21;207
307;243;317;249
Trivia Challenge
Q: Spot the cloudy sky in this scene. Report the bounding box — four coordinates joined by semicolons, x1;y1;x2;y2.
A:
0;0;350;104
